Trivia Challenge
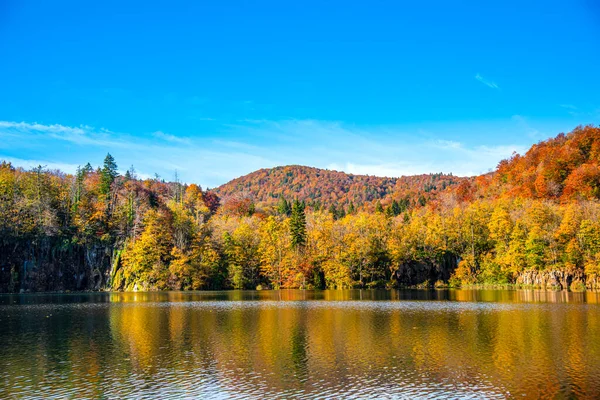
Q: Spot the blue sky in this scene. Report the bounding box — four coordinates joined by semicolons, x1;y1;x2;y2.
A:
1;0;599;187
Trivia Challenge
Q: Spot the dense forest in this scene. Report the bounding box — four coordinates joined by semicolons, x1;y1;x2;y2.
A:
1;125;600;292
215;165;464;212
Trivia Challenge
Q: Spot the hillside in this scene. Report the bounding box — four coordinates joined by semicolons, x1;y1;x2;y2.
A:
455;125;600;202
214;165;464;211
214;125;600;214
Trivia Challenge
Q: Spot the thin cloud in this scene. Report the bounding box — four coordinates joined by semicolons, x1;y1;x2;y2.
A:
558;103;600;119
475;74;500;90
0;120;86;135
228;119;529;178
152;130;191;145
511;114;542;138
0;117;573;187
0;156;81;174
433;139;463;150
0;120;136;148
559;104;577;110
0;119;279;188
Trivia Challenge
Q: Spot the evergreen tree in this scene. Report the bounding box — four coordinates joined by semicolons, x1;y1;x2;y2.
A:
100;153;118;198
385;204;394;217
82;163;93;174
313;201;321;212
329;204;338;220
290;199;307;248
348;201;355;215
375;200;384;213
277;196;291;216
399;197;410;213
391;199;401;216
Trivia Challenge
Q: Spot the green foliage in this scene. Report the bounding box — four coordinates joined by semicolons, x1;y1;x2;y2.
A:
290;200;307;248
277;196;291;216
99;153;118;198
347;201;355;215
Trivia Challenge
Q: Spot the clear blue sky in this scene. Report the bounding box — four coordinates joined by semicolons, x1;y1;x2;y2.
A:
1;0;599;187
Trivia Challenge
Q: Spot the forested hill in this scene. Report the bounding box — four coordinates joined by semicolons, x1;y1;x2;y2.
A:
215;125;600;209
456;125;600;202
215;165;464;211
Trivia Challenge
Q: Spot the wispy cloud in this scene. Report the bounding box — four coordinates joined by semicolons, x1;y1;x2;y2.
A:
0;120;87;135
559;104;577;110
475;73;500;90
558;103;600;119
434;139;463;150
0;156;81;174
152;130;191;145
0;119;278;188
0;117;577;187
221;119;531;178
511;114;543;139
0;120;137;148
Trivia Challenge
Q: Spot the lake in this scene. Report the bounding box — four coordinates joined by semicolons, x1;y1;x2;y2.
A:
1;289;600;399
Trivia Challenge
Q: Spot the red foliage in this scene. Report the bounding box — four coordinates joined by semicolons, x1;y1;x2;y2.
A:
491;125;600;201
214;165;464;211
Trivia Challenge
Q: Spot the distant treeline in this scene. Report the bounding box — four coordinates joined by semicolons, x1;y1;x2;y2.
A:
1;125;600;292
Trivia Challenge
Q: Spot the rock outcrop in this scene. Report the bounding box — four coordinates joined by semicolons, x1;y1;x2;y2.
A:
394;252;458;287
516;269;586;290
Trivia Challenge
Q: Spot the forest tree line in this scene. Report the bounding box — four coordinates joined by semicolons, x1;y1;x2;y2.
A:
1;125;600;292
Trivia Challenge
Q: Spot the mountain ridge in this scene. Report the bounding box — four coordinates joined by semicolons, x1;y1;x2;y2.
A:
213;125;600;211
214;164;465;210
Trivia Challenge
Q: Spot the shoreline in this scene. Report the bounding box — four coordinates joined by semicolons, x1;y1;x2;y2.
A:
3;285;599;295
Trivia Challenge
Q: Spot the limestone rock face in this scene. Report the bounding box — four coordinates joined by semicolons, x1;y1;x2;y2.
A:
586;274;600;290
516;269;586;290
0;243;115;293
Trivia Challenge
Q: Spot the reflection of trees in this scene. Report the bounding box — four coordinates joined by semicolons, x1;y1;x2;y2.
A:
3;293;600;398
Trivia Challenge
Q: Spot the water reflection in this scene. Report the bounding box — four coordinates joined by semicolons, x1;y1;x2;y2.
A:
1;290;600;398
4;288;600;305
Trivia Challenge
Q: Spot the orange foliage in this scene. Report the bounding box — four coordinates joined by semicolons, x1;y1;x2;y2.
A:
215;165;463;211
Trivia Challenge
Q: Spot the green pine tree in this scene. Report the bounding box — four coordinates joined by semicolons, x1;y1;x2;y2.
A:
348;201;355;214
385;204;394;217
277;196;291;216
290;199;307;248
328;204;338;220
100;153;118;198
82;162;93;174
375;200;384;213
391;199;401;216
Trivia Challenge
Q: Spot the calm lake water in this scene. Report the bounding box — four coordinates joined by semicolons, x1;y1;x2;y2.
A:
1;289;600;399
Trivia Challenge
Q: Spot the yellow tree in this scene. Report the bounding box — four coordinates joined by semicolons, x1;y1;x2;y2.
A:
258;216;294;288
117;209;173;291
